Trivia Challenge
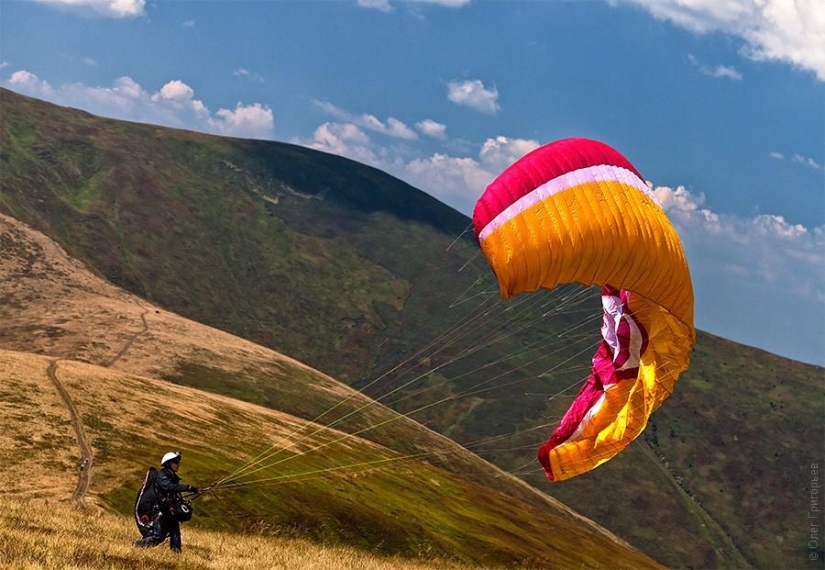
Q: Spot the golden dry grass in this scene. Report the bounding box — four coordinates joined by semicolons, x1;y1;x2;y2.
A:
0;348;387;503
0;495;478;570
0;353;78;499
0;349;657;569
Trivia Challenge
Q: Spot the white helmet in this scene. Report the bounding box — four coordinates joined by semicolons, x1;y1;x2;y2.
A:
161;451;181;466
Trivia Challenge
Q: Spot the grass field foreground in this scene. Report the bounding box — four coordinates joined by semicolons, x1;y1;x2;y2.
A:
0;495;477;570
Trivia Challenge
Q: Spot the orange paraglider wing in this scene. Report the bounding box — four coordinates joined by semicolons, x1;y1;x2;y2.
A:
473;138;695;481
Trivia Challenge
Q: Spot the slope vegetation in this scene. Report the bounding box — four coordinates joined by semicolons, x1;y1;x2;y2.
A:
2;88;823;568
0;213;656;568
0;493;477;570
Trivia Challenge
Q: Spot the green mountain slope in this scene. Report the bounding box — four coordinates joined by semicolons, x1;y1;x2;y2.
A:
0;213;655;568
2;88;823;569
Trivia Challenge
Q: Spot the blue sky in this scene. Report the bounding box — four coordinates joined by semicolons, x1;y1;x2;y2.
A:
2;0;823;365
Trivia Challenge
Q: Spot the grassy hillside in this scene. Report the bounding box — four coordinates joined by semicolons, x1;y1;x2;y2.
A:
0;494;473;570
1;348;661;569
0;496;471;570
2;88;823;569
0;214;656;568
0;212;591;515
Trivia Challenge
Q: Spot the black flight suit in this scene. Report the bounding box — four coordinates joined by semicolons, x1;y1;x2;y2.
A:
133;466;193;552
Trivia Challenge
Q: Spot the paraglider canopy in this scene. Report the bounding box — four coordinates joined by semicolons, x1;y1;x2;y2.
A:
473;138;695;481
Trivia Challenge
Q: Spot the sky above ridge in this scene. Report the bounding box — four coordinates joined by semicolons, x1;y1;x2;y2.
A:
2;0;823;366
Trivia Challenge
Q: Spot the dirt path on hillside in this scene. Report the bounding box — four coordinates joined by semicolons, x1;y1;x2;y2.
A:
105;304;150;367
46;360;94;508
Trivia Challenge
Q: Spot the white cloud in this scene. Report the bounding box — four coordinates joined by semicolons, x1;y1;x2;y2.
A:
83;57;98;67
0;62;8;70
182;20;196;28
617;0;825;81
792;154;823;170
447;79;500;114
2;72;273;140
655;182;824;363
406;153;492;210
232;68;265;83
384;117;417;139
688;54;743;80
478;136;540;175
404;136;539;212
416;119;447;139
7;70;56;99
357;0;471;9
769;150;822;170
357;0;393;11
314;100;418;140
108;76;143;99
34;0;146;19
153;80;195;102
56;77;211;127
299;122;384;168
412;0;472;6
654;185;825;302
208;102;275;140
296;117;537;214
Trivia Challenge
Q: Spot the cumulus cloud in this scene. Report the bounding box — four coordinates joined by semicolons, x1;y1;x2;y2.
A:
477;136;539;175
314;100;418;140
2;71;274;140
209;102;275;139
295;120;537;213
298;122;385;168
404;136;539;212
447;79;500;114
616;0;825;81
153;80;195;102
34;0;146;19
416;119;447;139
654;185;825;302
688;54;743;80
182;19;196;28
405;154;492;209
6;70;55;99
654;183;824;363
